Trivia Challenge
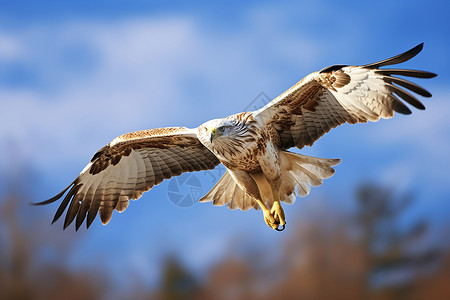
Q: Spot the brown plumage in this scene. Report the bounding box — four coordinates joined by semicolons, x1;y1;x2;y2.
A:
36;128;220;230
35;44;436;231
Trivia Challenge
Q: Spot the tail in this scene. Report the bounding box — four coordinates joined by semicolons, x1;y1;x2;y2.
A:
277;151;340;206
199;152;340;210
199;171;258;211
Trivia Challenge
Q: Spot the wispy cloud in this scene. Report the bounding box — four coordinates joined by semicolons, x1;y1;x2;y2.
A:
353;90;450;188
0;14;320;176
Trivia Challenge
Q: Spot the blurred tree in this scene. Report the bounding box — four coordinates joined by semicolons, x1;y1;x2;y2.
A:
0;177;106;300
159;256;199;300
3;161;447;300
187;183;447;300
355;184;439;299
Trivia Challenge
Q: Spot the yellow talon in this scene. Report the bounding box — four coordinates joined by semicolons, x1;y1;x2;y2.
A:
263;208;278;230
271;200;286;228
254;198;285;231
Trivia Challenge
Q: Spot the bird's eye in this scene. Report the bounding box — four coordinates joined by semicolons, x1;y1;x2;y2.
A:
217;126;225;132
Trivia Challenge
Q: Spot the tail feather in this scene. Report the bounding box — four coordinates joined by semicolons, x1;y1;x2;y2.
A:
288;170;311;197
212;172;233;206
199;171;257;211
199;152;340;211
280;152;340;202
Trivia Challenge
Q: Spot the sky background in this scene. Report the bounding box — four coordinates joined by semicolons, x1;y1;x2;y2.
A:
1;0;449;295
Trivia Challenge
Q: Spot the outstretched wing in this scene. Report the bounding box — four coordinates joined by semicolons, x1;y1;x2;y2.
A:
253;43;437;150
34;127;220;230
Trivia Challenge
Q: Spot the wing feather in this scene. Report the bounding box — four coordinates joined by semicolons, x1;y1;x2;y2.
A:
147;151;164;186
80;171;104;229
87;171;106;228
362;43;424;68
375;69;436;78
132;150;148;199
115;160;133;213
76;177;97;230
151;149;172;180
63;185;82;229
254;43;436;150
139;151;155;190
35;127;220;229
53;183;79;225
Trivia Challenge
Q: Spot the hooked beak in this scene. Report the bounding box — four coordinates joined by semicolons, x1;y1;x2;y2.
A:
210;128;216;143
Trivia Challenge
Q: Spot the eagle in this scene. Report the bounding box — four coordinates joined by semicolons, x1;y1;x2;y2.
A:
35;43;436;231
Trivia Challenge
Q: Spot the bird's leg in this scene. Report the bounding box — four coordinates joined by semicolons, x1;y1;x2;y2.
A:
247;172;279;230
271;190;286;231
254;199;278;230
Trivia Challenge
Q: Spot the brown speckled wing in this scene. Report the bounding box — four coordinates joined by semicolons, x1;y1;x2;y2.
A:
34;127;220;230
254;43;436;150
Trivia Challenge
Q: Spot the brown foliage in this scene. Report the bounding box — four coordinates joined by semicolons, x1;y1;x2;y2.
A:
1;178;448;300
0;191;105;300
177;184;448;300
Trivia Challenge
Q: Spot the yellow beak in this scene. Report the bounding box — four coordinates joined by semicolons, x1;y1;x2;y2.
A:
210;128;216;143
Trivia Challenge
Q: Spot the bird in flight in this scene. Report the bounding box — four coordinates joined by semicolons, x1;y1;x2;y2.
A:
35;43;436;231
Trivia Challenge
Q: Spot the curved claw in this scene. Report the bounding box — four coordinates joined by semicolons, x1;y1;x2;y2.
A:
275;224;285;231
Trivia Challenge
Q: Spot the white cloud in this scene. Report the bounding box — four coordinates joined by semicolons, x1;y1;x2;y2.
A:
367;90;450;154
0;31;24;59
2;11;447;200
0;14;320;177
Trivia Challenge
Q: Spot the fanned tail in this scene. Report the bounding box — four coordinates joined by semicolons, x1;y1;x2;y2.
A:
278;151;340;207
199;171;258;211
199;152;340;211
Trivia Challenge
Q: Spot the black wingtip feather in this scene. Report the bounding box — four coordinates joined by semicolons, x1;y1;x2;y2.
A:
383;75;433;97
319;64;349;73
387;83;426;110
51;184;77;225
75;199;91;231
31;181;75;206
363;43;424;69
376;69;437;79
63;186;82;230
86;200;101;229
391;97;412;115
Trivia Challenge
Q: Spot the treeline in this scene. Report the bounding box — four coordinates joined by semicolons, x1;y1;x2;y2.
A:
1;184;449;300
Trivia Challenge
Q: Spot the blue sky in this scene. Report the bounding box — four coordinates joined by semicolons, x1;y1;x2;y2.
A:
1;0;449;292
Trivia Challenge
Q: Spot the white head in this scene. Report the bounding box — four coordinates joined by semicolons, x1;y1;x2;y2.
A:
199;118;238;144
198;113;257;156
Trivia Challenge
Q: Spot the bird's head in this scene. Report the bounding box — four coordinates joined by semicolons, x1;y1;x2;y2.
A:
199;113;256;154
206;118;238;143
